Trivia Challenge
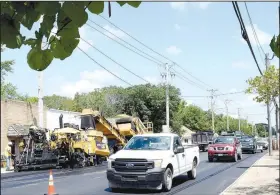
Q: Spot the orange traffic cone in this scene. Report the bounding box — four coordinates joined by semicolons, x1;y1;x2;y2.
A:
44;169;59;195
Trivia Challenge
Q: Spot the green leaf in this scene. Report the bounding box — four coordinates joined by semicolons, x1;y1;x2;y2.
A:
1;15;24;49
35;2;61;16
116;2;127;6
57;10;72;30
88;2;104;15
50;36;79;60
62;2;88;27
1;2;14;17
127;2;141;8
20;11;41;30
57;25;80;39
40;15;56;39
270;35;280;58
27;48;54;71
24;38;37;47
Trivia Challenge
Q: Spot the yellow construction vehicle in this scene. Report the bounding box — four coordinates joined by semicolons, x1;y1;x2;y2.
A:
110;114;154;140
79;109;126;162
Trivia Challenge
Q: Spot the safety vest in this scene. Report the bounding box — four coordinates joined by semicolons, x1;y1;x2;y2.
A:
69;140;75;153
5;146;11;157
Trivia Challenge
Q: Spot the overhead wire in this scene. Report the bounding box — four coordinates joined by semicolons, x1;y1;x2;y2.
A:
77;46;133;87
97;15;213;89
232;1;263;76
244;2;266;63
79;37;150;83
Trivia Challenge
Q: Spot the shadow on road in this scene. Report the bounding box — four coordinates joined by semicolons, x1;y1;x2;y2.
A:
104;175;190;194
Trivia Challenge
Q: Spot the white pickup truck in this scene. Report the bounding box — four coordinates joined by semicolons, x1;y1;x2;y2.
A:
107;133;200;192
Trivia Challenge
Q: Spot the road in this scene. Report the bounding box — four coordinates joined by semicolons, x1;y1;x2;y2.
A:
1;151;266;195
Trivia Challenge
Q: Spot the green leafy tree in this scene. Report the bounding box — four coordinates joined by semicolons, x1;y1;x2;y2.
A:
246;65;279;104
1;44;22;100
1;1;141;71
270;35;280;58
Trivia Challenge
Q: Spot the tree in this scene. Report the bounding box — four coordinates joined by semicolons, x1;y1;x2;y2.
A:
1;44;22;100
246;65;279;104
1;1;141;71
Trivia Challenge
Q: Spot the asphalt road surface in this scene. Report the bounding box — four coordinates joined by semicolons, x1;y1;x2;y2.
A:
1;151;266;195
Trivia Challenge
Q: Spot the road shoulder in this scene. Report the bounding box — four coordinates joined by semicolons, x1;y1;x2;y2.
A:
221;150;279;195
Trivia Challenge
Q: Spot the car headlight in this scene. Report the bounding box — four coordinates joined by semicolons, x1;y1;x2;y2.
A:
208;147;215;151
107;158;114;169
153;159;162;168
249;143;253;146
226;146;234;151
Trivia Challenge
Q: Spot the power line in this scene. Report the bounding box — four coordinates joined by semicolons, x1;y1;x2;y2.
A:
77;46;133;87
98;15;212;89
79;37;150;83
172;69;207;90
85;23;162;65
244;2;266;63
181;90;245;97
87;19;165;64
232;1;263;76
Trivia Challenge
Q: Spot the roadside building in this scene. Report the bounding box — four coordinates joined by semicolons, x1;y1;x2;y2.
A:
181;126;195;145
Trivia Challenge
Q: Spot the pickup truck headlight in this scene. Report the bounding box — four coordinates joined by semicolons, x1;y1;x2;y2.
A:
226;146;234;151
153;159;162;168
249;143;253;146
107;158;114;169
208;147;215;151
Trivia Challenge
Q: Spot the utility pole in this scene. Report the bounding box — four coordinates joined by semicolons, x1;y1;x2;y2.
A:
224;99;231;131
208;89;218;133
251;122;254;136
162;63;174;133
237;108;241;131
38;72;44;128
265;53;273;156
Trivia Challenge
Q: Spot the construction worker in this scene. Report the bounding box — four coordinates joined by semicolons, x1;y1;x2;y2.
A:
5;142;12;171
19;140;25;154
69;137;75;169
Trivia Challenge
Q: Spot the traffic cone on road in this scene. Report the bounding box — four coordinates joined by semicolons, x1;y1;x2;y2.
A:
44;169;59;195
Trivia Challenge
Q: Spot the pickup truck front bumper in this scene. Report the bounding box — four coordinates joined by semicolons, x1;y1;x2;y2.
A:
107;168;164;190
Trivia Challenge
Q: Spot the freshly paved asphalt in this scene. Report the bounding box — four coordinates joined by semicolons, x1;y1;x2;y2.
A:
1;151;266;195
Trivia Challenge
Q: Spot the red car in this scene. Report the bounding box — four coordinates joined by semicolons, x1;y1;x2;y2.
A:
208;136;242;162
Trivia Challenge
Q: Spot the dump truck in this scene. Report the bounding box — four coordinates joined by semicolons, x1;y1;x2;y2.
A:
191;130;214;152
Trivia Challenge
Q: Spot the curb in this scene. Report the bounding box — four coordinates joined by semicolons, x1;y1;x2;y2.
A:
219;153;267;195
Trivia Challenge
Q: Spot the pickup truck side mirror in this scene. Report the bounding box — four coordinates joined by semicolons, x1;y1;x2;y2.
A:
174;146;184;154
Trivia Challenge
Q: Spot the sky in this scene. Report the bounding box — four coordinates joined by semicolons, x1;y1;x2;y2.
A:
2;2;279;127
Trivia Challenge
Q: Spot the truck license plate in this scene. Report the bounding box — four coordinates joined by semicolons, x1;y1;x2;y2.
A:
218;154;223;156
121;176;138;181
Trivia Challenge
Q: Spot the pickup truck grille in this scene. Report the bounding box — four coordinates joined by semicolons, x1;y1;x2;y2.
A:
113;158;153;172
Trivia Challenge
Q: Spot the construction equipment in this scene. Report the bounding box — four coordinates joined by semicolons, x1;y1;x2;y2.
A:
14;126;58;172
191;130;214;152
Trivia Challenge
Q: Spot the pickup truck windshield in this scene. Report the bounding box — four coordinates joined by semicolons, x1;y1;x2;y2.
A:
214;137;234;144
124;136;171;150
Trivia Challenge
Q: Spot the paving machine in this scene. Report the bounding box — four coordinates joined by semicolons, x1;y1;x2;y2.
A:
14;126;58;172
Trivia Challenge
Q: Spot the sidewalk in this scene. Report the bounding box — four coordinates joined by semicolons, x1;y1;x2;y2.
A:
1;168;14;174
221;150;279;195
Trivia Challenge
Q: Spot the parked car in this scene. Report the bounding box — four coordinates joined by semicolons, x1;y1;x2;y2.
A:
107;133;200;192
208;136;242;162
257;138;268;150
240;136;257;154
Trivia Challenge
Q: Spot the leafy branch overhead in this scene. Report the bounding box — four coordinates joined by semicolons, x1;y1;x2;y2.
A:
0;1;141;71
270;34;280;58
246;65;279;104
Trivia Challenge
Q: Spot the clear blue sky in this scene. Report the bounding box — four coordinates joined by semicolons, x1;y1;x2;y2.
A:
2;2;279;126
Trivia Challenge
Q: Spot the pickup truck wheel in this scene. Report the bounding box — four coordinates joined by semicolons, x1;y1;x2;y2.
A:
187;159;197;179
111;188;120;193
208;157;213;162
163;168;173;192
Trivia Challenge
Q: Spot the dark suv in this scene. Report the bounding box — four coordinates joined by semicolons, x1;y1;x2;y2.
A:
240;136;257;154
